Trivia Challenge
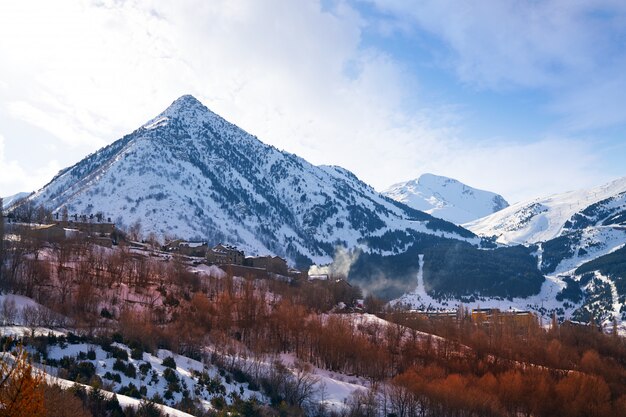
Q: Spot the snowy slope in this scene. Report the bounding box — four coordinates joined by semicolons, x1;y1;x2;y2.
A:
465;176;626;245
383;174;509;224
2;318;368;414
25;95;477;265
2;191;30;209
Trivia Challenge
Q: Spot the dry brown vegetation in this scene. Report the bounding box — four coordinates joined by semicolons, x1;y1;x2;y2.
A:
0;344;45;417
2;229;626;416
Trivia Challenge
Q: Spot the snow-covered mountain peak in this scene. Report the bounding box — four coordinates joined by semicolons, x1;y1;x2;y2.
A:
417;173;459;188
383;174;509;224
143;94;219;132
163;94;207;116
465;175;626;245
25;96;477;267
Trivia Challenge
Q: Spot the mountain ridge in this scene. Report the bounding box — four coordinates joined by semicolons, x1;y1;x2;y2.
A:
2;191;31;209
465;176;626;245
25;95;477;269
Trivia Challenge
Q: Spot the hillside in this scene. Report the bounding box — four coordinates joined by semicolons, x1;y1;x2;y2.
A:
465;176;626;245
456;177;626;327
2;191;31;209
2;241;626;417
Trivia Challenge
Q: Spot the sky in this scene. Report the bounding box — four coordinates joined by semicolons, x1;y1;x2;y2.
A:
0;0;625;204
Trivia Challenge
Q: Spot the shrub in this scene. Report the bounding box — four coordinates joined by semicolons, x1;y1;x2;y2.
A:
100;308;113;319
161;356;176;369
136;400;162;417
99;338;112;352
232;368;249;384
125;363;137;379
131;347;144;360
113;359;127;373
210;396;226;410
104;372;122;383
111;346;129;361
139;362;152;376
151;393;164;405
118;383;141;399
162;368;178;384
72;361;96;383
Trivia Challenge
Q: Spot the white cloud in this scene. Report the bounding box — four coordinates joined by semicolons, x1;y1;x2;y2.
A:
363;0;626;131
415;137;612;203
365;0;625;87
0;0;619;201
0;133;61;196
8;101;106;148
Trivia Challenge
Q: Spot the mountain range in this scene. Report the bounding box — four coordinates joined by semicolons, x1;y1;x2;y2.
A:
396;174;626;328
383;173;509;224
10;95;626;326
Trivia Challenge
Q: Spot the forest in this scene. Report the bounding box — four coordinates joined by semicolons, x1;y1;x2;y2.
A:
349;232;544;300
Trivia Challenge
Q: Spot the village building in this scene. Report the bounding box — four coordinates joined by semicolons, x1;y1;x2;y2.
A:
165;240;209;257
245;255;288;275
29;224;68;241
206;243;245;265
54;220;116;236
471;308;535;327
287;268;307;280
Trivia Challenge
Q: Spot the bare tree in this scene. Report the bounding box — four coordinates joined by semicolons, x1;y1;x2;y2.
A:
264;359;320;410
21;305;41;336
53;240;76;304
0;297;18;325
36;304;65;329
287;360;320;409
146;232;160;251
0;345;45;416
34;205;51;224
128;219;143;242
385;382;416;417
346;387;380;417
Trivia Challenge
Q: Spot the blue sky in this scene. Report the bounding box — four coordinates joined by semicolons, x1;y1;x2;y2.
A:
353;0;626;147
1;0;625;203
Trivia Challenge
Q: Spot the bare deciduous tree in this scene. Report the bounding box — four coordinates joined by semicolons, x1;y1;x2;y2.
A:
0;298;18;325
